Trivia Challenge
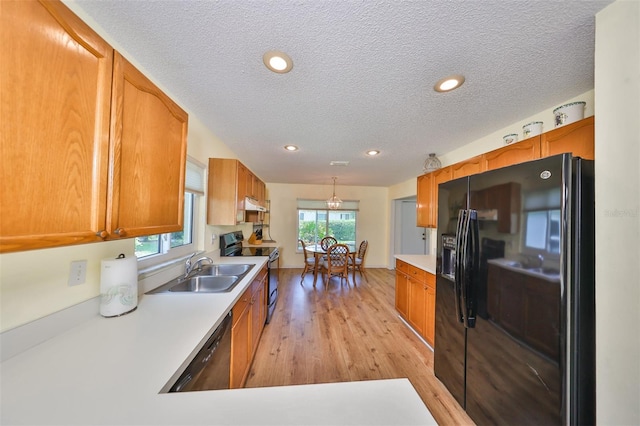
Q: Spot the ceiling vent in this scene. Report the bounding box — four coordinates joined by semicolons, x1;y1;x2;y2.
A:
330;161;350;166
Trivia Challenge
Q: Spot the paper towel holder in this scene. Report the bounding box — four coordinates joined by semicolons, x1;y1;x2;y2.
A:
100;253;139;318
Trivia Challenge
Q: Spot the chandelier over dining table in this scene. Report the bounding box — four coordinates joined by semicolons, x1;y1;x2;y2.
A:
326;177;342;210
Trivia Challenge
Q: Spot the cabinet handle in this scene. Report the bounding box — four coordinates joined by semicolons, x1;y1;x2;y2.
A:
114;228;126;237
96;230;108;239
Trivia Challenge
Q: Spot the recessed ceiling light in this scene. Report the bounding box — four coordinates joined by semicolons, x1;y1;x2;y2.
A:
366;150;380;156
434;74;465;92
284;145;298;151
263;50;293;74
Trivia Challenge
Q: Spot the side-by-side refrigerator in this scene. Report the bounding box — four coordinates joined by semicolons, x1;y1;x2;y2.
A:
434;154;595;425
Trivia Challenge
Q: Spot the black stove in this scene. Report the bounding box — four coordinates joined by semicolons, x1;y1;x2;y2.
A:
220;231;279;324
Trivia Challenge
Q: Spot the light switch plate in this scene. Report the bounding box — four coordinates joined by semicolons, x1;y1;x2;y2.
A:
68;260;87;286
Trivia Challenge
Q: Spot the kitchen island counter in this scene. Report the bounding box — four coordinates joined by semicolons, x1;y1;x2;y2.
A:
0;257;436;425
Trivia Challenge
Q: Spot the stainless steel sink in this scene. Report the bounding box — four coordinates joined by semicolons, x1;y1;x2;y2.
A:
146;263;255;294
199;264;253;276
168;275;241;293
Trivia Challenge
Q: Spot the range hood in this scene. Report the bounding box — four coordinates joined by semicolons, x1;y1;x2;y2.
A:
244;197;266;212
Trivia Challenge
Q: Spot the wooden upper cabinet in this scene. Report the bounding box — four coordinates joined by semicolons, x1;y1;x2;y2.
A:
107;53;188;239
416;173;433;228
0;1;188;252
432;166;452;227
541;116;594;160
0;0;113;252
208;159;242;226
483;136;541;172
208;158;266;225
451;155;484;179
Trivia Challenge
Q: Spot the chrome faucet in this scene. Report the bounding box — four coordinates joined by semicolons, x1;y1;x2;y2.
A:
185;254;214;277
537;254;544;267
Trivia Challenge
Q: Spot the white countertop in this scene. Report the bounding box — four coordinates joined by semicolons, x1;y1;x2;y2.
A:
0;257;437;425
394;254;437;274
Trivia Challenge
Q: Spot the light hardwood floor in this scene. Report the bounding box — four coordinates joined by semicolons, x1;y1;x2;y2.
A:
245;267;473;425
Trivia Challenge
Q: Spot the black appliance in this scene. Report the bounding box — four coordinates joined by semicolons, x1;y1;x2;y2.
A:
169;312;232;392
434;154;595;425
220;231;279;324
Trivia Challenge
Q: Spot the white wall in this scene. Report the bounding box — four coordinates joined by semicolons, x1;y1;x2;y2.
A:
595;1;640;424
267;183;388;269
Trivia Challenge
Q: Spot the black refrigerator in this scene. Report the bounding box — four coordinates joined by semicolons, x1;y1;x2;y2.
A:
434;154;595;425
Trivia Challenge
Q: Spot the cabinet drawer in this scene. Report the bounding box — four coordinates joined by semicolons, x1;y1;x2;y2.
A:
425;272;436;289
232;286;252;326
407;265;426;282
396;259;409;274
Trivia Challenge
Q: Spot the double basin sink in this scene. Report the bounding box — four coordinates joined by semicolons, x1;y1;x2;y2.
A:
147;263;255;294
488;258;560;282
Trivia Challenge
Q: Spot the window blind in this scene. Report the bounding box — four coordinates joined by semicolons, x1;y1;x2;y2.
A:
185;158;205;195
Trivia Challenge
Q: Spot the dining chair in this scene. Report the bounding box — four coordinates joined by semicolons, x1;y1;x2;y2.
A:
320;236;337;251
321;243;350;285
299;239;319;280
348;240;369;282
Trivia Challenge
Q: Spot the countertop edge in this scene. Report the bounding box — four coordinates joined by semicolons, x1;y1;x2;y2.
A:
394;254;437;274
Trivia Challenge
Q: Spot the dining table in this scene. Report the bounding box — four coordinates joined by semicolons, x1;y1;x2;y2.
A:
305;244;357;284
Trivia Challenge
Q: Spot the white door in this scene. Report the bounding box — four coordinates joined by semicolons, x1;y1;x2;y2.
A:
399;199;428;254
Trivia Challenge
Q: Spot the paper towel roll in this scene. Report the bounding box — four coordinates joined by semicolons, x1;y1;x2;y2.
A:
100;254;138;317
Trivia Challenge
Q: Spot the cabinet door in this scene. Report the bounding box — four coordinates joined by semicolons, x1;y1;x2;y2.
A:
250;274;266;356
483;137;541;172
0;0;113;252
395;270;409;318
540;116;594;160
208;159;240;225
230;308;250;389
432;167;452;226
408;277;426;336
424;273;436;347
237;162;248;207
108;52;188;239
451;155;484;179
416;173;433;227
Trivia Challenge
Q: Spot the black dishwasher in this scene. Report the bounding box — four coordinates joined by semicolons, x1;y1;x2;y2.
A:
169;312;232;392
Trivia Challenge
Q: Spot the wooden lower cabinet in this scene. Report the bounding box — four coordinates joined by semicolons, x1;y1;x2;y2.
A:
230;265;268;388
395;259;436;347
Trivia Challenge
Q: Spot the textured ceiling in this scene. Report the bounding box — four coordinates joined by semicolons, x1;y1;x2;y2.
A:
73;0;612;187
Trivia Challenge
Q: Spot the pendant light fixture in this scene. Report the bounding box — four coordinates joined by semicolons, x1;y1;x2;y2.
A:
423;153;442;172
326;177;342;210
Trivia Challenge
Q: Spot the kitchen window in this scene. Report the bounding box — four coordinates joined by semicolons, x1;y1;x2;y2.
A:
135;158;205;265
296;199;359;250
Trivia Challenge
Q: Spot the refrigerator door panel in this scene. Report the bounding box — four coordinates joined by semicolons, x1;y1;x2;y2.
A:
434;274;467;408
465;155;566;424
435;176;470;408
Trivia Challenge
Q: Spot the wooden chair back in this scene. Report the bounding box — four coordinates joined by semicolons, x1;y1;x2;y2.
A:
323;243;349;282
320;236;337;251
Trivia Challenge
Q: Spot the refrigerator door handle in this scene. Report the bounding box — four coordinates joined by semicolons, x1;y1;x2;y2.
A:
463;210;479;328
460;209;472;327
454;210;466;324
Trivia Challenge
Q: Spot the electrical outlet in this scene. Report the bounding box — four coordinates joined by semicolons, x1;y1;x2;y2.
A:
68;260;87;286
211;233;217;244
